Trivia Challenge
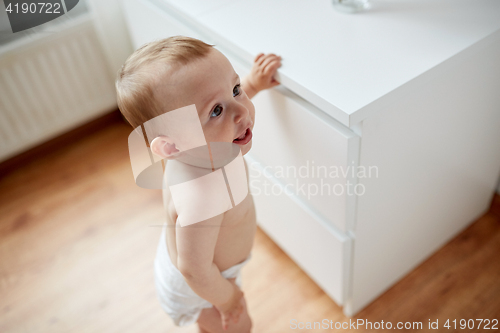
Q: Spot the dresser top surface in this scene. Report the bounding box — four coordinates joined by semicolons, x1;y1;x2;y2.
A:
158;0;500;126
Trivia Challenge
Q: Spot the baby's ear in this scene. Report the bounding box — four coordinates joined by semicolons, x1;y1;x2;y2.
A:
150;136;180;159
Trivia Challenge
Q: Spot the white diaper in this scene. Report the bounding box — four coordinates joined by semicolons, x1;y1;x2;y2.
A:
154;225;252;327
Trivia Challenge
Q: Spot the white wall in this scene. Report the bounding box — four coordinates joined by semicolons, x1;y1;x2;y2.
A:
87;0;134;81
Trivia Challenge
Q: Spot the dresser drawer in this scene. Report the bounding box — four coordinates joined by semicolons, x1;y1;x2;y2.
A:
246;155;351;305
248;87;360;232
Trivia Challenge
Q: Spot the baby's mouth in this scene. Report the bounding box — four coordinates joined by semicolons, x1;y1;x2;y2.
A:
233;128;252;145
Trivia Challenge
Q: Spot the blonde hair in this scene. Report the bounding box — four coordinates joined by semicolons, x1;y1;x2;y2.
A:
115;36;214;128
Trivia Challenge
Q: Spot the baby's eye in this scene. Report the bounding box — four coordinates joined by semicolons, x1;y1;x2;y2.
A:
210;105;223;118
233;84;241;97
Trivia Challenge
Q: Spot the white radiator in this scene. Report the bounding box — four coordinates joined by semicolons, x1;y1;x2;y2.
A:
0;14;117;162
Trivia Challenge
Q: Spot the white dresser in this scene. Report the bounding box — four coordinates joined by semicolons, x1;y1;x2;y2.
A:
121;0;500;316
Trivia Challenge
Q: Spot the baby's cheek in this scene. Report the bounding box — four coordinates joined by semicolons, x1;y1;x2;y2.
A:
208;126;232;143
249;103;256;123
202;127;218;143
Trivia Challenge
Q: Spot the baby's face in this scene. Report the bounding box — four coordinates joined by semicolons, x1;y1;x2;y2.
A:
153;48;255;156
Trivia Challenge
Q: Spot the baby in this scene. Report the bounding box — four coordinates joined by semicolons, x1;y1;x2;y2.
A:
115;36;281;333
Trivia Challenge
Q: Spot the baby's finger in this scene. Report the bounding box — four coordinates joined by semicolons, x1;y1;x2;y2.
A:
256;54;270;66
254;53;264;62
256;53;278;67
233;308;242;323
221;314;229;330
259;55;280;70
263;59;281;76
270;79;280;87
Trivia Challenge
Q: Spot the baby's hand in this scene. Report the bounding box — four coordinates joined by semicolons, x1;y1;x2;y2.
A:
214;278;245;330
242;53;282;99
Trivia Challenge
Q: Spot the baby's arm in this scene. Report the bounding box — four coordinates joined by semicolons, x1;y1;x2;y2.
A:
241;53;282;99
176;214;244;328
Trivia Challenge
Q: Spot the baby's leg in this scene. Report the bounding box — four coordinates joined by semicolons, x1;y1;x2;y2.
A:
197;286;252;333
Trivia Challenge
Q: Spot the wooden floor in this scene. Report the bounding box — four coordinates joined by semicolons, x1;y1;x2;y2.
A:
1;120;499;333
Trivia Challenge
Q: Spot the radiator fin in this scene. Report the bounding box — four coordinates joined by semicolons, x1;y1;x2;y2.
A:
0;16;116;162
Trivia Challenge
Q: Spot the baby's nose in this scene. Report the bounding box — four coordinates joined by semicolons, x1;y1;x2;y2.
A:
233;104;248;123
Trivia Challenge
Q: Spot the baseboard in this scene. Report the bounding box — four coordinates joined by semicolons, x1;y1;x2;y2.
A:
0;109;126;177
489;192;500;217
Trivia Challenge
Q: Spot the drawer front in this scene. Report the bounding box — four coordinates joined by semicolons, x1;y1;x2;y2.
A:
247;155;350;305
248;87;359;232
